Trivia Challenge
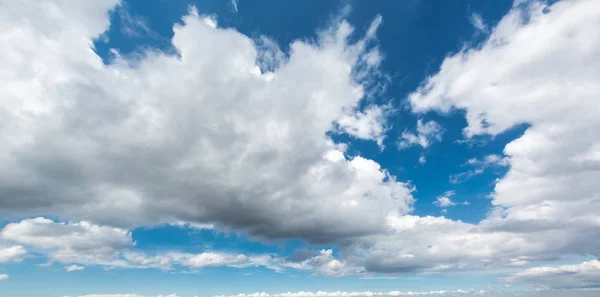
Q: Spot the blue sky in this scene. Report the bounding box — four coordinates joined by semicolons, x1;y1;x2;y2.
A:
1;0;600;297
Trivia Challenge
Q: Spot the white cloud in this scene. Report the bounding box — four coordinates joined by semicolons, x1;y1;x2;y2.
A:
410;0;600;227
336;105;390;147
75;295;179;297
0;245;27;263
434;191;457;207
231;0;239;13
282;249;362;277
398;120;443;150
1;217;134;268
0;274;8;280
1;0;599;283
1;217;354;274
212;289;490;297
504;259;600;289
66;264;85;272
470;13;488;33
384;0;600;274
116;4;153;38
450;154;509;184
0;0;413;243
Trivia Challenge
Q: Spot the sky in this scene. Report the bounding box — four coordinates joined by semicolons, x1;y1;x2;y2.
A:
0;0;599;296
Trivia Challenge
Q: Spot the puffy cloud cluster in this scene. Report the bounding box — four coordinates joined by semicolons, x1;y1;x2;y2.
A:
0;0;413;244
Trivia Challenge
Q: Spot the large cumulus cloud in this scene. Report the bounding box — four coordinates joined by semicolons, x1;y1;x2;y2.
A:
0;0;413;243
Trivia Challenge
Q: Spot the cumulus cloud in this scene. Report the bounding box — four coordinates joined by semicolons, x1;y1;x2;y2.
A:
504;259;600;289
0;245;27;263
410;0;600;232
398;120;443;150
0;273;8;280
1;217;134;268
0;0;413;244
336;105;390;147
434;191;457;207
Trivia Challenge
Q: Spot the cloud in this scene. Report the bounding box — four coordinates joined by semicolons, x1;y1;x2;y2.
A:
0;0;413;243
409;0;600;228
2;0;600;284
0;245;27;263
504;259;600;289
398;120;443;150
450;154;509;184
1;217;353;274
385;0;600;274
470;13;488;33
116;4;153;37
282;249;362;277
434;191;457;207
66;264;85;272
0;274;8;280
336;104;390;147
74;295;179;297
1;217;134;268
231;0;239;13
212;289;490;297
